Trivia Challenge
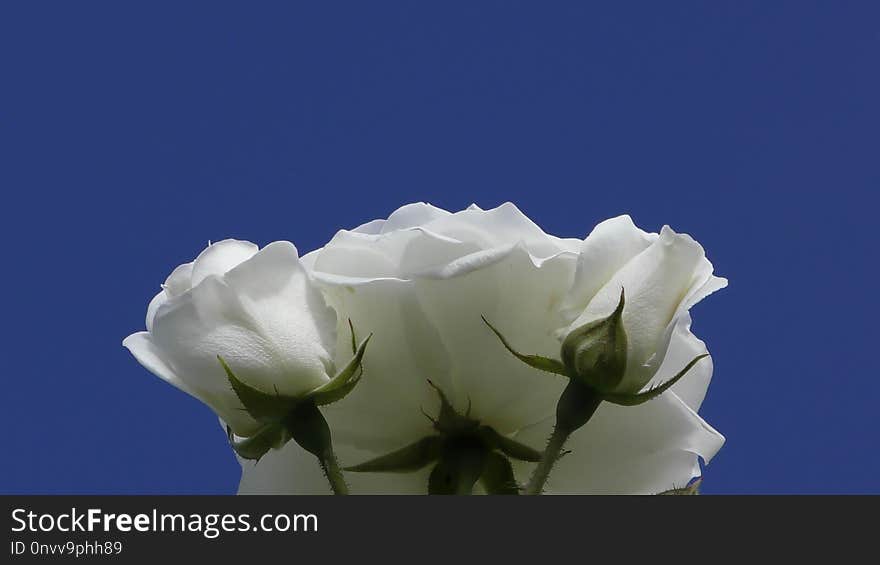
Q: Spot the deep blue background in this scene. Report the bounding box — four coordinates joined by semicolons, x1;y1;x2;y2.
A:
2;3;877;494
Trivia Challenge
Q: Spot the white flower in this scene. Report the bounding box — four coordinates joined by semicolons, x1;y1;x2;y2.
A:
238;203;726;494
123;239;338;437
561;216;728;395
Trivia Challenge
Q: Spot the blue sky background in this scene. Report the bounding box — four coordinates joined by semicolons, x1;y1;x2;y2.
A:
2;3;877;494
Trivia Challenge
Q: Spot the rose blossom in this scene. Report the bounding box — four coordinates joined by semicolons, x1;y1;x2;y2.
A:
123;239;338;438
238;203;726;494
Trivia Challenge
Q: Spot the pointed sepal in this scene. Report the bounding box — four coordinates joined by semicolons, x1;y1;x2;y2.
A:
226;423;290;461
560;288;628;393
219;355;298;423
285;400;332;459
345;436;444;473
481;316;568;377
477;426;542;463
311;375;362;406
347;318;363;379
348;318;359;355
480;452;520;495
308;332;372;405
601;354;709;406
426;380;479;435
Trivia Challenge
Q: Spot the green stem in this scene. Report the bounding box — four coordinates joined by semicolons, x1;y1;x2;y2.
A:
287;400;349;495
525;424;571;495
526;380;601;495
318;447;349;495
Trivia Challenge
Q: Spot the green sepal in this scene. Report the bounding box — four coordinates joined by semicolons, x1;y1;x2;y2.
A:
601;354;709;406
424;379;480;435
218;355;298;423
311;375;361;406
285;400;332;458
345;436;444;473
226;423;290;461
481;452;519;495
347;318;358;355
561;288;627;392
347;318;363;379
428;458;458;495
481;316;568;377
308;333;372;405
658;478;702;495
477;426;542;463
427;444;488;495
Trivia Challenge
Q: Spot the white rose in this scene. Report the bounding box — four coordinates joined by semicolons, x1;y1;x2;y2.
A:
238;203;726;494
561;216;728;396
123;239;338;437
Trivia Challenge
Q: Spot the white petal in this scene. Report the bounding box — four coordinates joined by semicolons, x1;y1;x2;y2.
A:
351;218;386;234
190;239;259;288
661;313;714;411
151;277;273;395
318;278;445;453
147;282;270;435
411;245;576;434
511;392;725;494
400;230;488;276
145;290;167;332
314;226;482;280
223;240;338;389
379;202;451;234
313;229;440;279
123;331;192;395
685;272;728;311
560;215;655;324
309;202;578;283
421;202;580;259
299;248;319;271
123;331;259;434
163;262;194;297
416;243;518;280
148;244;336;436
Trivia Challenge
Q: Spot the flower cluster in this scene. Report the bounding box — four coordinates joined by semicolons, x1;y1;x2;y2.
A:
124;203;726;494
